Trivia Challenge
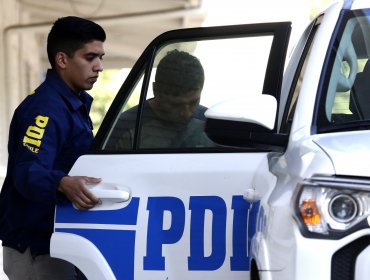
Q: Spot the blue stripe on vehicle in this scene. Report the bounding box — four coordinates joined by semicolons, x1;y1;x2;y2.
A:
55;197;140;224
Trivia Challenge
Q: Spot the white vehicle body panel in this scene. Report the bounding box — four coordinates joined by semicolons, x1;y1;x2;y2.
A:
53;153;274;279
352;0;370;9
314;131;370;177
51;233;116;280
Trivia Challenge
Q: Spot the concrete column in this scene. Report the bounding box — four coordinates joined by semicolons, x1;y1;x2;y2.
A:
0;0;21;184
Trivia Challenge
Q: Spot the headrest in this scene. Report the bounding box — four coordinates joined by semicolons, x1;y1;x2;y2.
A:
363;59;370;74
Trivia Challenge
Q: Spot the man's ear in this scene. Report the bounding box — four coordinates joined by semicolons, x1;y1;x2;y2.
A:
55;52;68;70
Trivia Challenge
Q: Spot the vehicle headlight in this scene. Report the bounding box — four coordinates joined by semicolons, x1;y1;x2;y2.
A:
293;176;370;238
329;194;357;223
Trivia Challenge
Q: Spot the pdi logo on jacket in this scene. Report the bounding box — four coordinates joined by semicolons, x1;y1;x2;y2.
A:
23;115;49;153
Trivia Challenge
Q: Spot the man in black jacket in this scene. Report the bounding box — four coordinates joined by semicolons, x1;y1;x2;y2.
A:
0;16;105;279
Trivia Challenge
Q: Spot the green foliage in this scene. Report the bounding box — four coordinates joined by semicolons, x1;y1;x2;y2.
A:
88;69;122;135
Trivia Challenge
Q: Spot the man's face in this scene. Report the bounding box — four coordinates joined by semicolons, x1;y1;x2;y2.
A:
63;40;105;93
154;90;202;124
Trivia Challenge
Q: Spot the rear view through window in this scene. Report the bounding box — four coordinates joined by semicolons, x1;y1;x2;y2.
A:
102;36;273;151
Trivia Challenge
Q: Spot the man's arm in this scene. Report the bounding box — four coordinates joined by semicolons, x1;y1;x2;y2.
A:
12;109;99;208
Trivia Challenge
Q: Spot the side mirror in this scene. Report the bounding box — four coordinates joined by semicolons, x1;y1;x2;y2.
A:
205;94;277;129
205;94;287;148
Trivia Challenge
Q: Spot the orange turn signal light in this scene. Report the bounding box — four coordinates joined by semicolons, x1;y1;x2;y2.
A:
299;199;321;226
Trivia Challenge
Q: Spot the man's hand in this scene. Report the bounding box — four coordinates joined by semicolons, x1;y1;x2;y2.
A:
58;176;102;210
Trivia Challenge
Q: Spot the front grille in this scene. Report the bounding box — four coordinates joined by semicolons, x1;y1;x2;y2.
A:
331;236;370;280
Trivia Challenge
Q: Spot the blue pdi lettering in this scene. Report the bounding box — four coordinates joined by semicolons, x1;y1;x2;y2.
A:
144;195;259;272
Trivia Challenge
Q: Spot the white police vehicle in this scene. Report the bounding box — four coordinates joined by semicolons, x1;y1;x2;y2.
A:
51;0;370;279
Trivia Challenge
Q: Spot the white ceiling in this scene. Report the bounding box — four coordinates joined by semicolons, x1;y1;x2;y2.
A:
19;0;201;19
16;0;206;68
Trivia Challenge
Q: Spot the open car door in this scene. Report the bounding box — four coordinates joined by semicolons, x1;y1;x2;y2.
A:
51;22;291;280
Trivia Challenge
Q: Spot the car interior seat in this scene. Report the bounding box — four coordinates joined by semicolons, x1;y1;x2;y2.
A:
349;59;370;119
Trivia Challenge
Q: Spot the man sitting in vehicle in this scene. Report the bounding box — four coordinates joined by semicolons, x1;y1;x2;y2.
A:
106;49;214;150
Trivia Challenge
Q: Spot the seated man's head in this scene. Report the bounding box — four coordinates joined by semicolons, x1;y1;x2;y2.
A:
151;49;205;124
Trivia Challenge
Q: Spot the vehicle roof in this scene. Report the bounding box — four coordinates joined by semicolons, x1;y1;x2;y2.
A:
350;0;370;9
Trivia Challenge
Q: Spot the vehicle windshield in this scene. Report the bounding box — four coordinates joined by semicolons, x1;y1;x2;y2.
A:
317;9;370;132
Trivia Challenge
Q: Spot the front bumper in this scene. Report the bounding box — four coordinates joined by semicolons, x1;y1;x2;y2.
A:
260;227;370;280
332;235;370;280
294;228;370;280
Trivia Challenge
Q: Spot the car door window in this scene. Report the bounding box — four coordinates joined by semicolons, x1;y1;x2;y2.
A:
316;9;370;131
103;37;274;151
104;73;144;150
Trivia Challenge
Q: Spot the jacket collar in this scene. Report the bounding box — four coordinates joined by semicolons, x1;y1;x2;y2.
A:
45;69;93;111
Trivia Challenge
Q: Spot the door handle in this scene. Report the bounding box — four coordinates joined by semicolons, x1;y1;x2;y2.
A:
87;183;131;210
243;187;261;203
90;189;130;203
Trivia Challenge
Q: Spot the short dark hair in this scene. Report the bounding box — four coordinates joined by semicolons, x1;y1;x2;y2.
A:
155;50;204;96
47;16;106;69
